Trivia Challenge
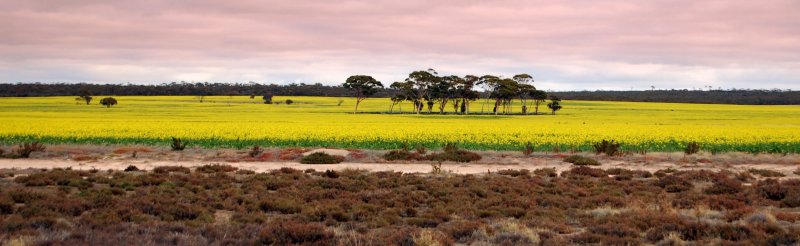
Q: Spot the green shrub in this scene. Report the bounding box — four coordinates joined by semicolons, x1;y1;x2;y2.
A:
300;152;344;164
592;140;620;156
563;155;600;166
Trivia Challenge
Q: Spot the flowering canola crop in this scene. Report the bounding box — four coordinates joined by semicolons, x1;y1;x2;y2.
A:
0;96;798;153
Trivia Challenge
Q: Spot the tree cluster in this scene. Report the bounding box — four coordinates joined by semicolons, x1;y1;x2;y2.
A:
385;69;554;115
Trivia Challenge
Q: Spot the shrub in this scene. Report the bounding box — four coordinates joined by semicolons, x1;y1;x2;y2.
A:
0;196;14;214
563;155;600;166
248;145;263;158
259;198;302;214
425;143;482;163
285;99;294;105
258;220;333;245
123;165;139;172
99;97;117;108
196;164;238;173
16;142;45;158
300;152;344;164
415;144;427;154
522;142;534;156
534;168;558;177
705;178;743;195
657;175;693;192
383;149;414;161
170;137;188;151
564;166;606;177
748;168;785;178
592;140;621;156
684;142;700;155
152;166;191;174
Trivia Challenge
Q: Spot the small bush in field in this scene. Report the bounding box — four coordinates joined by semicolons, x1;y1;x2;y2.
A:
152;166;190;174
300;152;344;164
522;142;534;156
425;143;481;163
16;142;45;158
534;168;558;177
123;165;139;172
705;178;743;195
748;168;785;178
259;198;302;214
248;145;263;157
684;142;700;155
657;175;693;192
196;164;238;173
259;220;333;245
592;140;620;156
170;137;188;151
564;166;606;177
384;149;414;161
563;155;600;166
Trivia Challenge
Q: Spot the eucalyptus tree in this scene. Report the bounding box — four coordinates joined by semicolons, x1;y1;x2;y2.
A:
405;69;439;114
547;95;563;115
342;75;384;113
458;75;480;114
513;74;535;114
477;75;500;113
529;90;548;115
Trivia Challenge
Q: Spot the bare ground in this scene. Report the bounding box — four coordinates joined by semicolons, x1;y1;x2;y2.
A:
1;144;799;177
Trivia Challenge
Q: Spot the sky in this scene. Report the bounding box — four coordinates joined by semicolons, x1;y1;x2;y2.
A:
1;0;799;91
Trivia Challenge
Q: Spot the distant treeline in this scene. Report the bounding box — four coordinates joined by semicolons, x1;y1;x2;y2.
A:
550;90;800;105
0;82;390;97
1;82;798;105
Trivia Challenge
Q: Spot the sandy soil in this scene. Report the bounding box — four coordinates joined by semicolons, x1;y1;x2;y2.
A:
0;144;798;176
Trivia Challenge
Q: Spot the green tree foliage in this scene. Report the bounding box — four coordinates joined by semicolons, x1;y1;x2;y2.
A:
99;97;117;108
342;75;384;113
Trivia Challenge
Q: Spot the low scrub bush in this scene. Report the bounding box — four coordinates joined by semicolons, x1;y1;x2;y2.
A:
748;168;785;178
16;142;46;158
592;140;621;156
300;152;345;164
657;175;694;192
534;168;558;177
522;142;534;156
563;155;600;166
248;145;263;158
684;142;701;155
123;165;139;172
564;166;606;177
258;220;333;245
196;164;238;173
152;166;190;174
170;137;188;151
426;143;482;163
705;178;743;195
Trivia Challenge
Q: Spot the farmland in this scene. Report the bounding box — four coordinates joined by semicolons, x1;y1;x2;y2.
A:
1;96;799;153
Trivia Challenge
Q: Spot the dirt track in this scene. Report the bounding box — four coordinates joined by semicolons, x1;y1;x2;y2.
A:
1;158;798;176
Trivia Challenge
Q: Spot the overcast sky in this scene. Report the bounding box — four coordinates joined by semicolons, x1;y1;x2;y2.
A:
1;0;799;90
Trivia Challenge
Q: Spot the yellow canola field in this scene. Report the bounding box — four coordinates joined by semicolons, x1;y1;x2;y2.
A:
0;96;798;152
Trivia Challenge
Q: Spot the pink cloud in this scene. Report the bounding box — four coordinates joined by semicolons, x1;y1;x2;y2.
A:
0;0;798;88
